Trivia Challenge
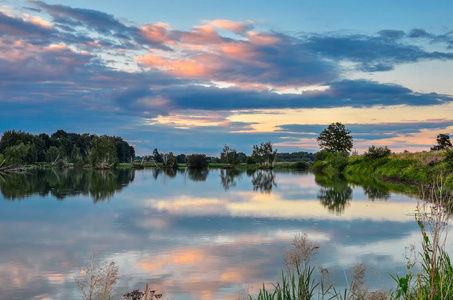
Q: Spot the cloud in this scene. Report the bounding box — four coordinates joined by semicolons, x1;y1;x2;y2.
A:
302;31;453;72
113;80;453;117
0;41;92;82
203;19;254;34
0;10;54;39
2;1;453;154
277;120;453;139
137;30;338;86
31;0;130;35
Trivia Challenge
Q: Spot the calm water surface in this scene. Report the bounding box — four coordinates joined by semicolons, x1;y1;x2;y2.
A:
0;168;449;299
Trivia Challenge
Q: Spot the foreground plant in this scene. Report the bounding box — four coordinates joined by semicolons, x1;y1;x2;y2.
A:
250;233;335;300
74;252;120;300
391;175;453;300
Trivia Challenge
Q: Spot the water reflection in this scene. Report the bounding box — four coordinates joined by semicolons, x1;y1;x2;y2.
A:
315;174;352;214
250;170;276;193
0;168;395;206
0;168;442;300
187;168;209;182
220;169;242;190
0;168;134;202
363;185;390;201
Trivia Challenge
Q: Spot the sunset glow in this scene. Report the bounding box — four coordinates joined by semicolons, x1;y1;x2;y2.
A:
1;1;453;155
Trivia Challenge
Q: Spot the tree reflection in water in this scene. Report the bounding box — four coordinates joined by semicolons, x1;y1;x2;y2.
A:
151;168;177;185
346;173;391;201
187;168;209;182
315;174;352;214
363;185;390;201
0;168;135;202
220;169;242;191
250;170;277;193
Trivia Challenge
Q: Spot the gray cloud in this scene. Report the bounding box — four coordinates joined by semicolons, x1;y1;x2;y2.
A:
113;80;453;117
302;31;453;71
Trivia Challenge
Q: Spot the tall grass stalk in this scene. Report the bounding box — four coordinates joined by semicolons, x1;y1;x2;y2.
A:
391;174;453;300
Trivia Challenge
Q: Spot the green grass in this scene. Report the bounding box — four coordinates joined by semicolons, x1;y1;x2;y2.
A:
340;150;453;191
116;163;133;169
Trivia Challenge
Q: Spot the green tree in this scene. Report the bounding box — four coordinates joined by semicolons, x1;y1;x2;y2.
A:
71;144;84;165
3;143;29;167
187;154;208;169
431;133;452;151
252;142;277;168
317;122;353;153
46;146;62;164
220;144;239;166
153;148;162;163
25;143;38;164
161;152;177;169
89;135;118;168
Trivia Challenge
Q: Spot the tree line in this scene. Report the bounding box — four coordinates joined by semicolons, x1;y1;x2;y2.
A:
0;130;135;169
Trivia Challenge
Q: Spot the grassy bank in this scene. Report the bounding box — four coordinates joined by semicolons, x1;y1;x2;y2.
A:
315;149;453;193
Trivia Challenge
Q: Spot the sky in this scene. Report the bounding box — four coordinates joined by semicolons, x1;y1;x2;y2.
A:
1;0;453;155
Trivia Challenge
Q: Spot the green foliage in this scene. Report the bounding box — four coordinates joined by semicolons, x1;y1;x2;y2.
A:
89;135;118;168
444;148;453;167
250;270;325;300
317;122;353;153
391;213;453;299
45;146;62;163
313;151;349;176
0;130;135;168
153;148;162;163
252;141;277;168
24;143;38;164
114;137;135;163
220;144;239;166
246;156;256;165
315;150;329;161
71;144;84;165
161;152;177;169
276;151;315;162
311;160;325;174
363;145;392;160
187;154;208;169
4;143;29;166
176;153;187;164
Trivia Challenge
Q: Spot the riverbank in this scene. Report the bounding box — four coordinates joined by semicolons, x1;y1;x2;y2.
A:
17;161;312;171
315;149;453;194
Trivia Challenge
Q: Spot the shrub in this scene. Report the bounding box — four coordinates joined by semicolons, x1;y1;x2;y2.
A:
328;151;349;172
314;150;329;161
364;145;391;160
444;148;453;167
187;154;208;169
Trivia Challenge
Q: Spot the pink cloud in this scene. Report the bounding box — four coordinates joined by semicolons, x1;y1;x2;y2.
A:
178;25;224;44
137;53;206;77
204;19;253;34
140;23;174;45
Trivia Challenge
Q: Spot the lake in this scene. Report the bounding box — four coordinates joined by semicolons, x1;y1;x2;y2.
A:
0;168;448;299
